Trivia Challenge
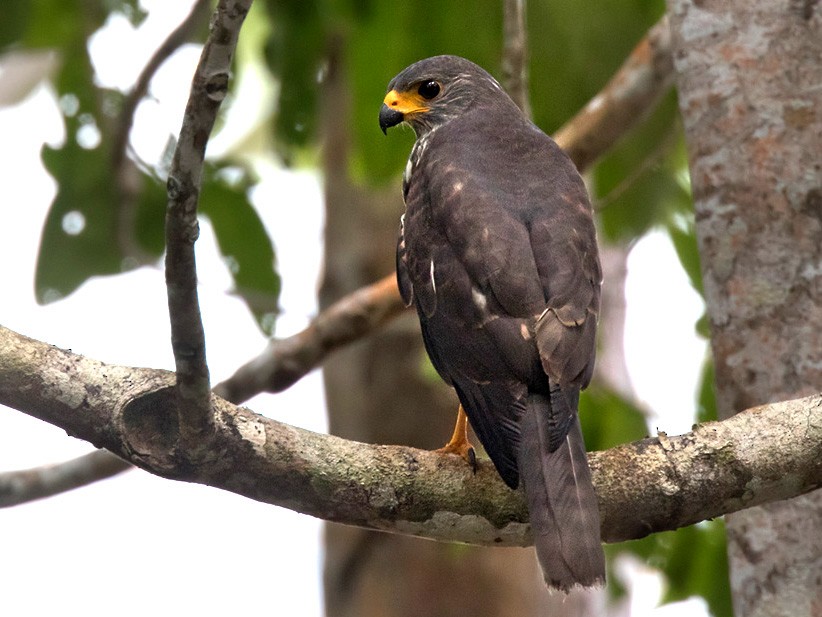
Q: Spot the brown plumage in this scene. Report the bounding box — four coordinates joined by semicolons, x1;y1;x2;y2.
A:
380;55;605;591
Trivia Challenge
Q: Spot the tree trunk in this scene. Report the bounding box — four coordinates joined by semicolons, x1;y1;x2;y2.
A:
666;2;822;615
318;37;550;617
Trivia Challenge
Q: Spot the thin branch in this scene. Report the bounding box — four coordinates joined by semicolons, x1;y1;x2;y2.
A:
1;325;820;544
165;0;252;447
0;2;217;506
214;275;405;401
501;0;531;116
111;0;212;264
110;0;212;175
0;450;131;507
553;14;673;170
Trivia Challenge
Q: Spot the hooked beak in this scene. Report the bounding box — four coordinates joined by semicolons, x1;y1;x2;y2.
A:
379;103;404;134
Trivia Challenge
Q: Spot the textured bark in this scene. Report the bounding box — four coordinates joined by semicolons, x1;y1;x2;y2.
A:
0;327;822;540
164;0;252;449
0;324;819;544
666;1;822;615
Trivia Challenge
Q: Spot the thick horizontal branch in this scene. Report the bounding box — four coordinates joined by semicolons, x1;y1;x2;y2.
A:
2;325;819;545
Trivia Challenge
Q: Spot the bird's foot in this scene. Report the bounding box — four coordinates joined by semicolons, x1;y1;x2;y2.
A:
435;405;477;473
436;439;477;472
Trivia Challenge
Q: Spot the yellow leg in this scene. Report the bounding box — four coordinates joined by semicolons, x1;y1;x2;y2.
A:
435;405;477;472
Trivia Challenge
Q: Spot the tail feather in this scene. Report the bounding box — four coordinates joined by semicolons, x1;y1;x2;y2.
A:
518;391;605;591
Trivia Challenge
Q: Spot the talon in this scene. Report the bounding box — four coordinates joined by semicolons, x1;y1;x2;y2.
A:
435;405;476;472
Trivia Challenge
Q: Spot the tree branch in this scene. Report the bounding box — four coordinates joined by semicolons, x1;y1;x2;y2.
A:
501;0;531;115
111;0;212;264
0;275;402;507
214;275;404;401
1;324;819;544
0;450;131;507
110;0;212;175
164;0;252;447
552;14;673;170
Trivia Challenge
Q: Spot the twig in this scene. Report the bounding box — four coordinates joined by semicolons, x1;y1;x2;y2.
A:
1;325;820;544
501;0;531;116
111;0;212;264
110;0;212;175
214;275;404;402
165;0;252;448
0;450;130;507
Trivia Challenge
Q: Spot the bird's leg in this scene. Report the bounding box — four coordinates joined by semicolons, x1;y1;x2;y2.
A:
435;405;477;472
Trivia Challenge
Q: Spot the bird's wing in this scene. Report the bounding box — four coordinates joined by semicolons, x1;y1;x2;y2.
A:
396;216;414;308
428;127;601;390
528;180;601;390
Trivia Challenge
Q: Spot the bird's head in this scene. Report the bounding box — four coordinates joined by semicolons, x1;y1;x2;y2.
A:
379;55;515;137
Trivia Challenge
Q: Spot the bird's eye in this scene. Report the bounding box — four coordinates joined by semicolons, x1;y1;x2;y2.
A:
417;80;441;100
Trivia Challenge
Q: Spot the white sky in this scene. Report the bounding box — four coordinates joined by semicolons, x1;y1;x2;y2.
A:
0;2;708;615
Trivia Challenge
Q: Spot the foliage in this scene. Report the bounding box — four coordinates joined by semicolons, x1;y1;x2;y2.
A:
1;0;280;332
579;384;649;451
608;521;732;617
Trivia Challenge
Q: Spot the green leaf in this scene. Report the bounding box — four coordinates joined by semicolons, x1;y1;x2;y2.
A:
36;133;168;303
199;165;281;334
695;358;717;423
609;521;732;617
36;141;124;303
578;384;649;451
261;0;327;164
16;0;109;50
662;521;732;617
529;0;667;133
666;216;703;296
0;1;31;50
594;94;690;243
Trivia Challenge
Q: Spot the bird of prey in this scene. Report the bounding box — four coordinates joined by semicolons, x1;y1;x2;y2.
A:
379;55;605;591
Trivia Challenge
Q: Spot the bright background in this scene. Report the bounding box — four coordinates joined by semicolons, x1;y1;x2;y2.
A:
0;2;706;615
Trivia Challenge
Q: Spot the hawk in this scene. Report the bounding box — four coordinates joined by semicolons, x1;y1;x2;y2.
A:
379;55;605;590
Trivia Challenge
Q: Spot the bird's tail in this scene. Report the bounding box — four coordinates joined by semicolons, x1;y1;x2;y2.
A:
518;389;605;591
